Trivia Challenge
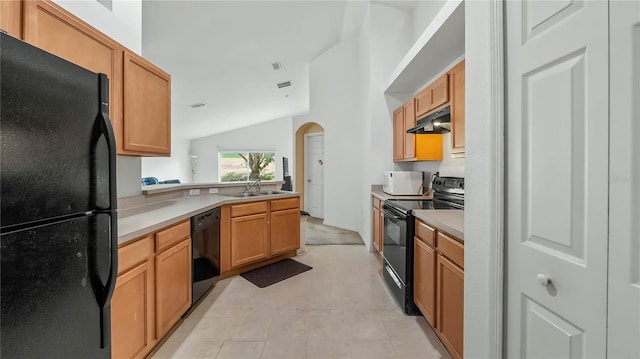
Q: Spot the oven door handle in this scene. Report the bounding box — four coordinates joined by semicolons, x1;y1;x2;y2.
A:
385;264;403;289
382;208;406;220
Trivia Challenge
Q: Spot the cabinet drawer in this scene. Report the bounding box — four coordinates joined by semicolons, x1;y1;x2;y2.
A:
231;201;268;217
155;220;190;253
437;232;464;269
415;220;436;248
118;235;153;274
270;197;299;211
373;197;381;210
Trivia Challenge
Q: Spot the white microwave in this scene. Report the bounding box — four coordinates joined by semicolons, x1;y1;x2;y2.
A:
383;171;423;195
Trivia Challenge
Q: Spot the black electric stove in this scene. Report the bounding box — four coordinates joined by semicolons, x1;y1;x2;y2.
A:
381;176;464;315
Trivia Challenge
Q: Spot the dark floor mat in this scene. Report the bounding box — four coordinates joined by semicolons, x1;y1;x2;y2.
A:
240;258;312;288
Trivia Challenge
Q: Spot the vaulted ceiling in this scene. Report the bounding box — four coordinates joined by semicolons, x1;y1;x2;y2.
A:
141;1;416;140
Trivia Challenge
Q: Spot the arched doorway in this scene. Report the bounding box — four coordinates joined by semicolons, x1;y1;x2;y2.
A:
295;122;324;216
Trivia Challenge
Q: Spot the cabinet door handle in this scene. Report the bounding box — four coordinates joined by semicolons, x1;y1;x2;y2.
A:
537;274;552;287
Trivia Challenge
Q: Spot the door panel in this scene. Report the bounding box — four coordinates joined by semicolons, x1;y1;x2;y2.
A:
306;134;324;218
522;296;584;358
506;1;608;357
608;1;640;357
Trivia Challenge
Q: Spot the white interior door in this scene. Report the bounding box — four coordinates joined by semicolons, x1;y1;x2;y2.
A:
305;133;324;218
608;1;640;357
505;1;609;357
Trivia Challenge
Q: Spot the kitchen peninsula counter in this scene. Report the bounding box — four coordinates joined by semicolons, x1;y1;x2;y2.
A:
118;191;299;245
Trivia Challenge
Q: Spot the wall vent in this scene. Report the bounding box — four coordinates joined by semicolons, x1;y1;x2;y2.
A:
277;81;291;88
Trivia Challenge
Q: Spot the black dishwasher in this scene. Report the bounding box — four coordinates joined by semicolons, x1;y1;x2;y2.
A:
191;207;220;305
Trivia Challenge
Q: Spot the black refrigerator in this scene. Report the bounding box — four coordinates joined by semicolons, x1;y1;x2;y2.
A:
0;33;117;358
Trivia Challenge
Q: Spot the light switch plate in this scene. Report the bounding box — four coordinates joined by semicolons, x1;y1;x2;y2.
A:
189;189;200;196
209;188;219;194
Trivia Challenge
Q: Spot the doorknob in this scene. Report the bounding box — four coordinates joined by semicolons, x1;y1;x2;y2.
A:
537;274;552;287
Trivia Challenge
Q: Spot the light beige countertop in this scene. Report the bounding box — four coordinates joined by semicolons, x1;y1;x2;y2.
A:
371;190;433;201
141;180;285;195
117;191;299;246
413;210;464;241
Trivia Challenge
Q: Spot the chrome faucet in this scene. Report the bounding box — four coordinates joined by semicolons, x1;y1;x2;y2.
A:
246;179;261;193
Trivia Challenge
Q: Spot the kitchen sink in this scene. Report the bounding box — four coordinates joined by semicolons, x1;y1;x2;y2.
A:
228;190;287;198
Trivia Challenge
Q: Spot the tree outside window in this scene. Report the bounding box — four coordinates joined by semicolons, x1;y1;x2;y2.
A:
219;151;276;182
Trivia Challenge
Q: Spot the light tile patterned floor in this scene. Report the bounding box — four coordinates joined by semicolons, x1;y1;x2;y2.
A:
151;245;450;359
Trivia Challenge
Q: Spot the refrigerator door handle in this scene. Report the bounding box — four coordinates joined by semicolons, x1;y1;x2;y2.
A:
94;74;118;349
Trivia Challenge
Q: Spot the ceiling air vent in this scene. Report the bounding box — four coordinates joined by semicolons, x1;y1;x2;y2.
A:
190;102;207;109
277;81;291;89
271;62;281;71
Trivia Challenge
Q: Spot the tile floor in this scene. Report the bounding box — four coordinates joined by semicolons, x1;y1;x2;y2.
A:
151;245;450;359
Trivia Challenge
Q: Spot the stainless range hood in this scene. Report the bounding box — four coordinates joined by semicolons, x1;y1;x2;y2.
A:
406;106;451;134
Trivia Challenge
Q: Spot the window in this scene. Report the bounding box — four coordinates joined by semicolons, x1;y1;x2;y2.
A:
219;151;276;182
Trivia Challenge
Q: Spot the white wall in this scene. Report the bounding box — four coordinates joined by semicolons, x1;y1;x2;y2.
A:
293;33;364;233
52;0;142;53
412;0;447;43
190;117;294;183
464;1;498;357
141;137;191;183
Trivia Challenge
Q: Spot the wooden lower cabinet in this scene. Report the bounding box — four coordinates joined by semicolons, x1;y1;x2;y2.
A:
112;236;155;359
413;218;463;359
372;196;383;254
111;260;154;359
221;197;301;275
155;237;192;338
230;213;269;268
437;254;464;359
112;220;192;357
271;208;301;256
414;237;436;327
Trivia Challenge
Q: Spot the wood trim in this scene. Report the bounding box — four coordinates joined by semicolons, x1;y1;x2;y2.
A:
220;205;231;273
415;220;436;248
118;235;153;274
373;196;381;210
437;232;464;269
230;201;268;217
270;197;300;211
155;220;190;253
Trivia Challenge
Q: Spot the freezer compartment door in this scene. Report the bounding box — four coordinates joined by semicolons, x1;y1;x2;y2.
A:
0;33;113;228
1;213;114;358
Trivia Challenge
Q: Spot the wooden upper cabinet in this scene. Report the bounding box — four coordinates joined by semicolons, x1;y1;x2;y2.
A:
21;0;123;144
429;74;449;110
393;106;405;161
449;60;465;154
123;50;171;156
415;73;449;118
1;1;22;38
403;99;416;160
